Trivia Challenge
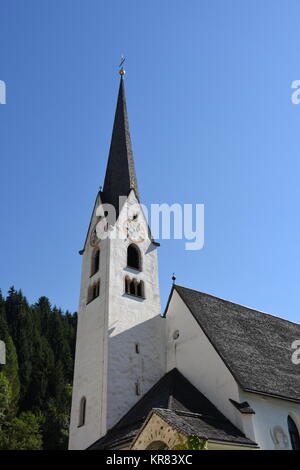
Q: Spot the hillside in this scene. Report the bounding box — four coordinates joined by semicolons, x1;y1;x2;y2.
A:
0;287;77;450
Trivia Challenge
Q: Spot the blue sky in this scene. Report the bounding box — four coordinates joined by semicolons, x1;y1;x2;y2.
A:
0;0;300;323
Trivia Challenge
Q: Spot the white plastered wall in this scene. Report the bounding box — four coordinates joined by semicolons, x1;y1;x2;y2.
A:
239;390;300;450
69;194;110;450
106;190;166;430
69;191;166;449
165;290;253;435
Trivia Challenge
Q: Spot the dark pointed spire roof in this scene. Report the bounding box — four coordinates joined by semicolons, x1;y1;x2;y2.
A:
102;76;139;214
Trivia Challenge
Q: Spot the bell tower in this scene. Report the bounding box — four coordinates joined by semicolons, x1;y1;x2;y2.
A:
68;70;165;450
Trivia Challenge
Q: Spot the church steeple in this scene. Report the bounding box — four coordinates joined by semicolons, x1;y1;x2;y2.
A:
102;75;139;214
69;69;164;451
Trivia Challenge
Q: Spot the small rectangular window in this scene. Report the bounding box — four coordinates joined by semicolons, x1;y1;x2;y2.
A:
78;397;86;427
135;381;141;396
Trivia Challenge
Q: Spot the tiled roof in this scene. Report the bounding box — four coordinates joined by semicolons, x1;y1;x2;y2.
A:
89;369;256;449
152;408;256;446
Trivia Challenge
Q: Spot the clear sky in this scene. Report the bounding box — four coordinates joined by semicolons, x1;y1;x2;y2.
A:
0;0;300;323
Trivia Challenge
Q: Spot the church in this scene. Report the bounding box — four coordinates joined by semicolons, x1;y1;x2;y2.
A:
68;68;300;451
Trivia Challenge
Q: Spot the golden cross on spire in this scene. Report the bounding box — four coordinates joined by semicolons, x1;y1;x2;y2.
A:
119;55;126;76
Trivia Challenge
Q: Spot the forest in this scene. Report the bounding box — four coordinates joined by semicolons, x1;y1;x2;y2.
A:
0;287;77;450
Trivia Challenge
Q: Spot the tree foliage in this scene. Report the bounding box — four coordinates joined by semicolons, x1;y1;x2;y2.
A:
0;412;43;450
0;287;77;450
0;372;11;422
172;434;208;450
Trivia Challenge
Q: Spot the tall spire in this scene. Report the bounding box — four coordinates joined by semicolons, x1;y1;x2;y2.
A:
102;74;139;214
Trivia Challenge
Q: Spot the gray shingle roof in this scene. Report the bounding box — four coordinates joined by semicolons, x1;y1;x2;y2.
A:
152;408;256;446
89;368;256;449
171;285;300;403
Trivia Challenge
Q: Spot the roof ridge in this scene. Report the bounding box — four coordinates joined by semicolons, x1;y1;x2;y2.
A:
172;409;234;423
174;284;300;327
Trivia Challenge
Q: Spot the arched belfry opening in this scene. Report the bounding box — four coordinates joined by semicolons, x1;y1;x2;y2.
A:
124;277;145;299
127;244;141;271
91;249;100;276
87;280;100;304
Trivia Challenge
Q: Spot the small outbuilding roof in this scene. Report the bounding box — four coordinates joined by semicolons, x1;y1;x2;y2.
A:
89;368;256;449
